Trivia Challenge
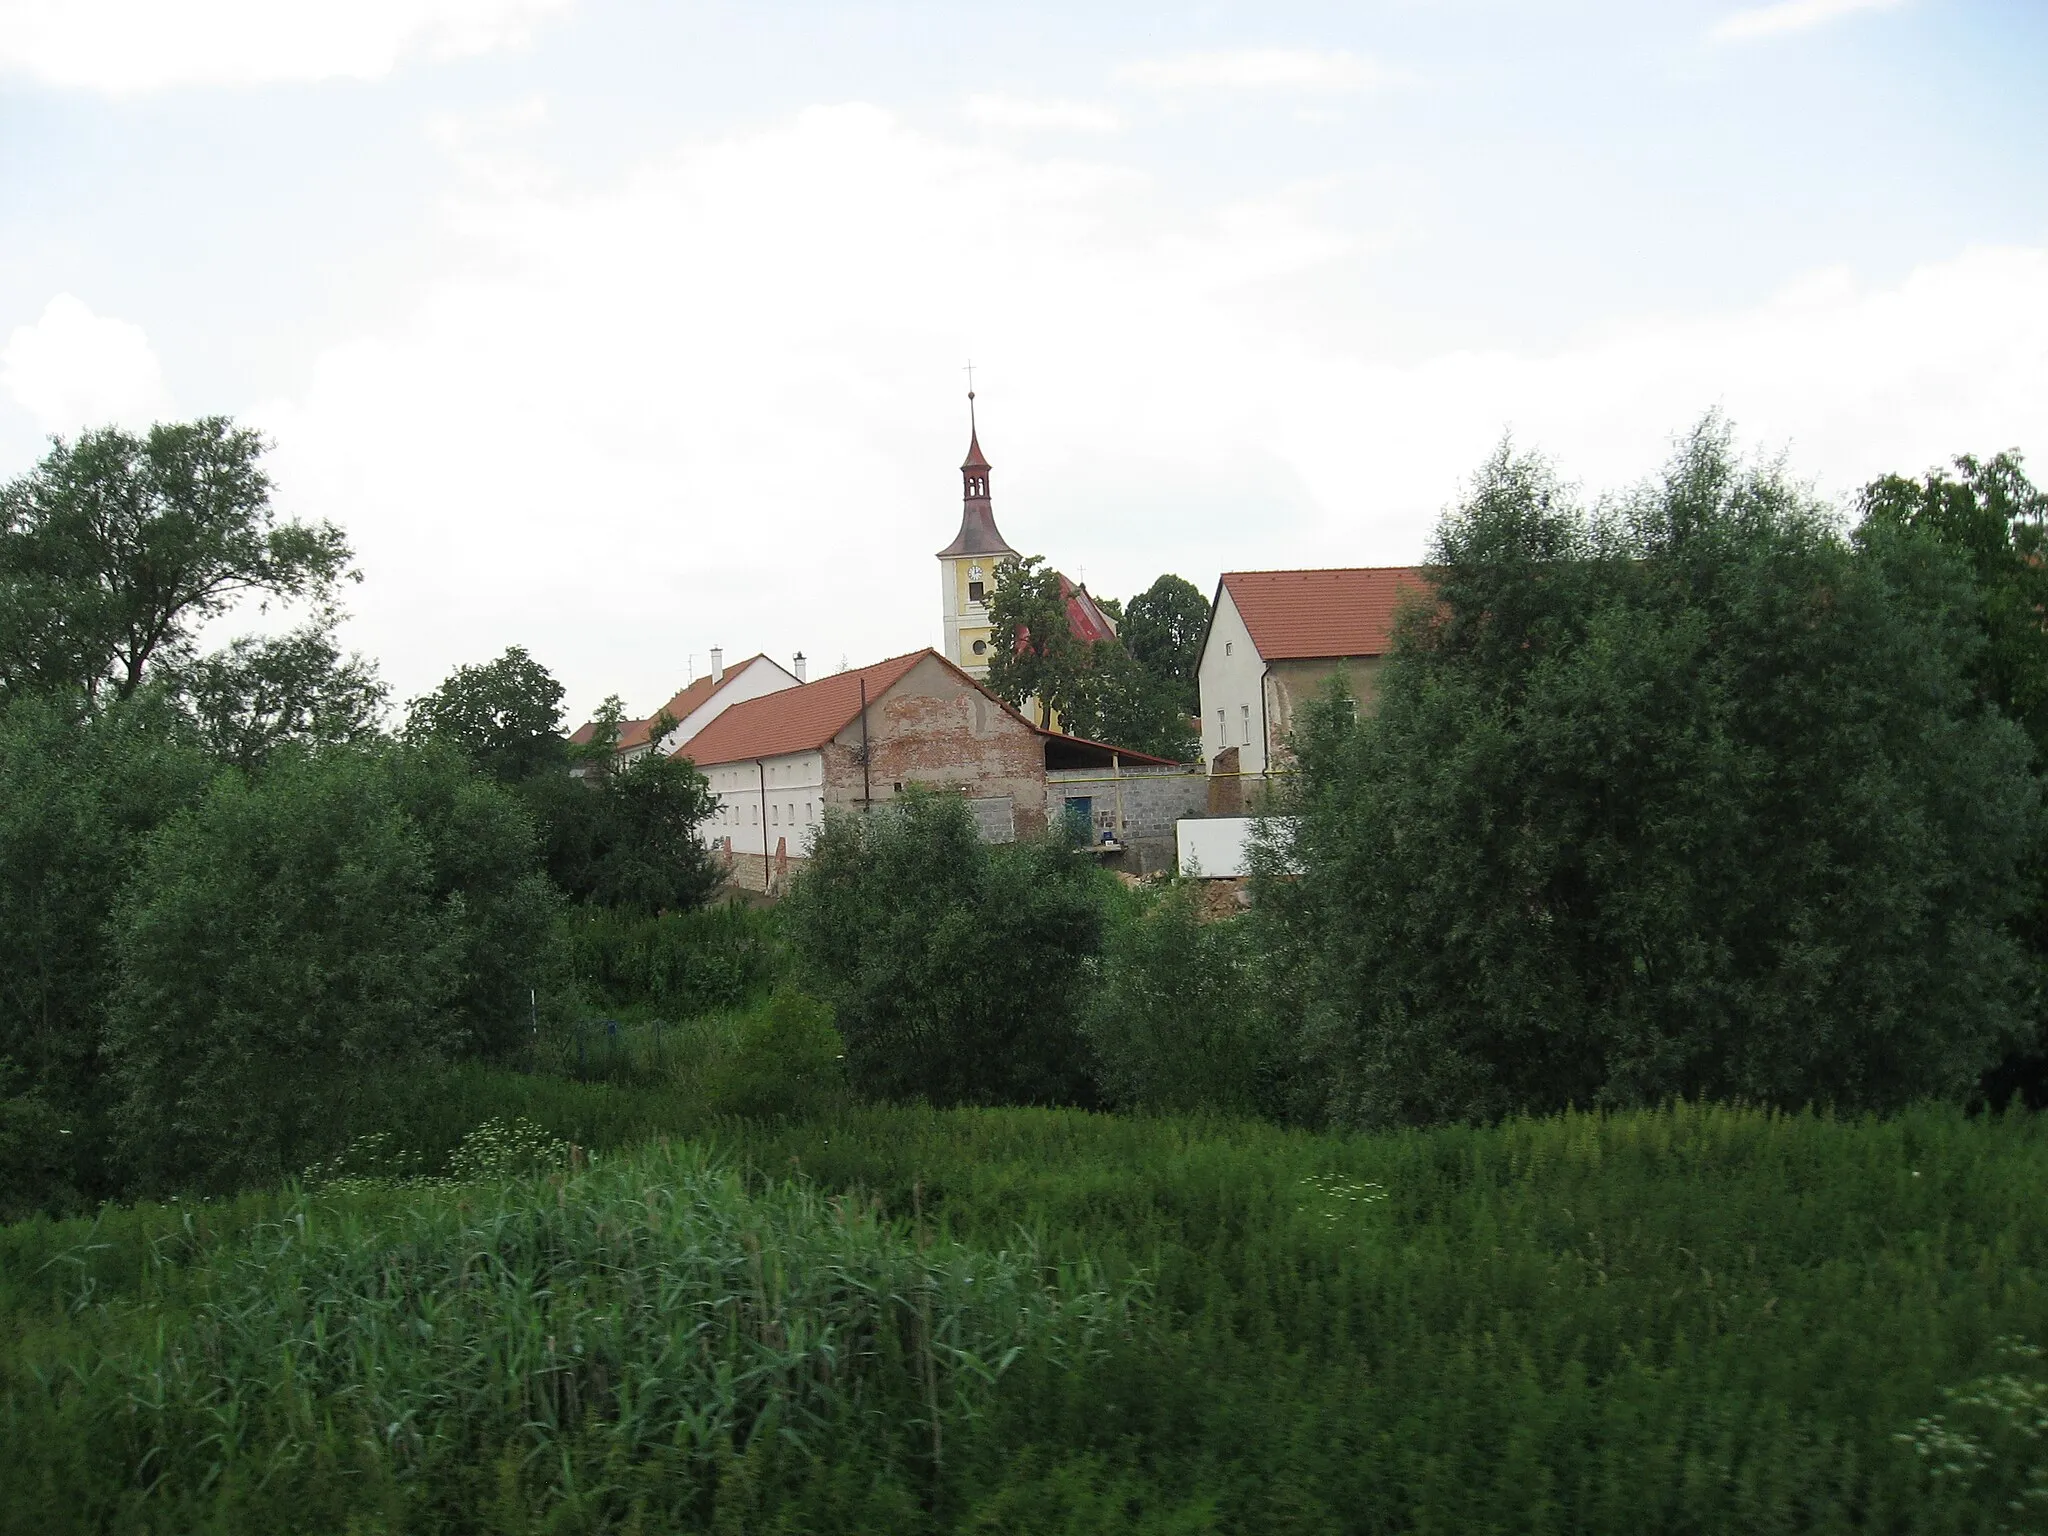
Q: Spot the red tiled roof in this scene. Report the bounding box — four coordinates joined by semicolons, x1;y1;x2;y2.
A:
1061;577;1119;644
568;717;647;748
567;654;774;752
678;651;931;767
1219;567;1432;661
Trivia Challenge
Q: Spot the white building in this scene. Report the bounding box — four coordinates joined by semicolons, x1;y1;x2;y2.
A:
567;650;801;771
1197;567;1430;782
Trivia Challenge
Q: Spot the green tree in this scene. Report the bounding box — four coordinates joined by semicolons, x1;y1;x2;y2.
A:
406;644;568;783
1257;423;2038;1128
0;690;215;1212
1065;640;1199;761
1859;452;2048;756
527;696;723;912
105;744;557;1192
782;791;1103;1106
1859;451;2048;1108
0;419;351;704
166;617;387;770
1120;573;1210;717
986;555;1090;729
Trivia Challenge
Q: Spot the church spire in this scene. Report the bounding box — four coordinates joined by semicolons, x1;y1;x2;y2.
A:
937;385;1014;559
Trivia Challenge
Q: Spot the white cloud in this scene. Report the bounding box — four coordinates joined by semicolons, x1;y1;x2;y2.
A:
0;0;573;93
1710;0;1905;44
1116;48;1387;94
1;294;169;435
965;94;1121;134
250;106;2048;721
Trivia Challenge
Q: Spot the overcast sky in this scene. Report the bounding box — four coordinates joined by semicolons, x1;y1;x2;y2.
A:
2;0;2043;719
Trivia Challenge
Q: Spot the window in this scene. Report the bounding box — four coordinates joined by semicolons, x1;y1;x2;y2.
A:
972;639;987;656
1215;708;1225;744
1225;641;1232;656
1241;704;1252;746
968;580;985;603
771;803;779;825
805;801;814;823
750;804;758;825
787;803;795;825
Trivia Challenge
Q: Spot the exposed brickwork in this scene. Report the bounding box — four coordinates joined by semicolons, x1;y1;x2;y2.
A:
817;654;1049;836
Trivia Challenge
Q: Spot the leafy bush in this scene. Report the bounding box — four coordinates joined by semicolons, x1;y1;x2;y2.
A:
1259;422;2040;1127
104;744;557;1193
562;899;781;1016
0;690;215;1213
1085;882;1278;1118
706;992;847;1120
783;791;1105;1107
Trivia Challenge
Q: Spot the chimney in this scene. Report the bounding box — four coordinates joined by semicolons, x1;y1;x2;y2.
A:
793;651;807;683
710;647;724;684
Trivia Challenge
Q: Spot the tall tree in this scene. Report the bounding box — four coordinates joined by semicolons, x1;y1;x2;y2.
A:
985;554;1089;729
1858;452;2048;757
0;419;351;704
1859;451;2048;1108
405;644;568;783
1120;573;1210;716
167;617;387;770
1257;423;2038;1128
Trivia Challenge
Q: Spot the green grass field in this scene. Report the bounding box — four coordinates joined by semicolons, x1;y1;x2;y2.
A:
5;1077;2046;1533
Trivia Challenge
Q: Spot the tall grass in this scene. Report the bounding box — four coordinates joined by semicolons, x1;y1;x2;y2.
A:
5;1093;2045;1531
559;902;780;1019
2;1141;1125;1534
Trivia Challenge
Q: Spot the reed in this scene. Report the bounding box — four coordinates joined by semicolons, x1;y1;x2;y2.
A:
5;1091;2045;1531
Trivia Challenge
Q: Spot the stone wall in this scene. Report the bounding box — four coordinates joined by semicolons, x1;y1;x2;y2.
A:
1047;765;1208;842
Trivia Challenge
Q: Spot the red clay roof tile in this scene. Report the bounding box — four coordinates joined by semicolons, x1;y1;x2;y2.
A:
678;651;931;767
1220;567;1431;661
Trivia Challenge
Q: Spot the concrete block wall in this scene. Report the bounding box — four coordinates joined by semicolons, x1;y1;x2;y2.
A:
1047;767;1209;841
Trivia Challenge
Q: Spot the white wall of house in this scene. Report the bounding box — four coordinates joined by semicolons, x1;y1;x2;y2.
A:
1196;585;1270;775
656;657;802;759
700;750;826;859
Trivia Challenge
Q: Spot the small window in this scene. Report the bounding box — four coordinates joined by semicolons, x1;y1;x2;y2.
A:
968;580;985;603
805;801;814;823
750;804;758;825
771;804;779;825
1214;708;1225;744
787;803;795;825
1241;704;1252;746
1225;641;1232;657
972;639;987;656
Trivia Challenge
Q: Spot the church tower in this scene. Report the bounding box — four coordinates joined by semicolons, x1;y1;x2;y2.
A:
937;389;1016;677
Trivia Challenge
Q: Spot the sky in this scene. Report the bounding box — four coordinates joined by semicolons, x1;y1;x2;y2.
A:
1;0;2044;721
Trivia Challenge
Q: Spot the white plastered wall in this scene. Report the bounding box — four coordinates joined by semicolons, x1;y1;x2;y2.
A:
1196;584;1269;776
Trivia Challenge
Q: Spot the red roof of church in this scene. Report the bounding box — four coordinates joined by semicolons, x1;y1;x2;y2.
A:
961;427;990;472
1219;567;1432;661
1061;577;1119;644
678;651;932;767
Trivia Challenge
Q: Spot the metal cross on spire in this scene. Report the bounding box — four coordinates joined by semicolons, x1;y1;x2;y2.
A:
963;359;978;432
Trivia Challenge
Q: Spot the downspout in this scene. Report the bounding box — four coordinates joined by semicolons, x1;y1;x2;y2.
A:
859;677;873;813
757;759;770;892
1258;663;1272;793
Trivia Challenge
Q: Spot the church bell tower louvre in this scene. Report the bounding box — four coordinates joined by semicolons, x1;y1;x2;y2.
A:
937;386;1017;678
